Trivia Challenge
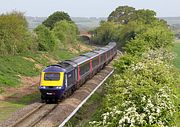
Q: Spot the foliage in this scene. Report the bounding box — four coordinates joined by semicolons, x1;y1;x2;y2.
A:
89;6;179;127
107;6;157;25
92;6;166;49
42;11;72;29
108;6;136;24
134;9;156;24
0;11;32;55
90;50;179;127
92;21;118;45
52;20;78;44
34;25;56;51
125;23;174;56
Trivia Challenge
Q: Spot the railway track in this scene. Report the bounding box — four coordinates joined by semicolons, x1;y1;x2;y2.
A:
9;104;58;127
0;51;121;127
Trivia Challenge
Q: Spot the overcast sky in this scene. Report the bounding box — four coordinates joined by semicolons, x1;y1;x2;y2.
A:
0;0;179;17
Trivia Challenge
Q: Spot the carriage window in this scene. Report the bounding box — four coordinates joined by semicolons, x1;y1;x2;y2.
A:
101;54;104;62
80;62;90;75
44;73;60;81
92;57;99;68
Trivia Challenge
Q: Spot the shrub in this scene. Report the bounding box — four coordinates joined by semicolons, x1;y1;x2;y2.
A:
0;11;32;55
125;23;174;56
52;20;78;44
34;25;56;51
90;50;178;127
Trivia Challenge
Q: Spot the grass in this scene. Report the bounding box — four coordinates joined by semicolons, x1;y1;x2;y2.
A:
0;50;77;89
51;49;76;61
0;101;24;122
0;92;40;122
0;53;48;88
173;42;180;69
172;41;180;126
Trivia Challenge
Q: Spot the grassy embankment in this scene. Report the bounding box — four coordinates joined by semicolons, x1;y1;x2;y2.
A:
0;42;92;122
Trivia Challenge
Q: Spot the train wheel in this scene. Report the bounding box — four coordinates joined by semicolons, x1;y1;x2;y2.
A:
45;99;49;103
41;95;45;100
62;92;67;99
53;98;58;103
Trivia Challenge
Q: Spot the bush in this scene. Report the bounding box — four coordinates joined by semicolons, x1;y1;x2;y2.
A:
52;20;78;44
0;11;32;55
91;21;118;45
90;50;178;127
125;23;174;56
34;25;56;51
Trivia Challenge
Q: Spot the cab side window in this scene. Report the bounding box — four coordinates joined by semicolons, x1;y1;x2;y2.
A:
67;70;75;86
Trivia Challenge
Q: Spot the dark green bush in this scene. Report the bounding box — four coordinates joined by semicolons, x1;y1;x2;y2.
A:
52;20;78;44
42;11;72;29
0;11;32;55
34;25;56;51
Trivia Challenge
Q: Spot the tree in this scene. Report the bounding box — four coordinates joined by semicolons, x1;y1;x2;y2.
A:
42;11;72;29
91;21;118;45
34;25;56;51
52;20;78;44
108;6;157;25
108;6;136;24
135;9;156;24
0;11;32;55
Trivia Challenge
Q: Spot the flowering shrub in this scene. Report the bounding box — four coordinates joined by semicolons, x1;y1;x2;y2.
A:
89;50;178;127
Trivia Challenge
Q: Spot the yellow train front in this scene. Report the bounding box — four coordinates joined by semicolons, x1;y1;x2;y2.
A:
39;65;66;102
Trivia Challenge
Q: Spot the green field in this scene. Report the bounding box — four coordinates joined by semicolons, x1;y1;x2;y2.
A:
173;42;180;69
172;42;180;126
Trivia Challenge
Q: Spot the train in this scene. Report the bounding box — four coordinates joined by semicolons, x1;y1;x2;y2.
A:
39;42;117;102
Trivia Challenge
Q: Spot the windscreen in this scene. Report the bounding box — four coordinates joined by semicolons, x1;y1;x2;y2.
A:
44;73;60;81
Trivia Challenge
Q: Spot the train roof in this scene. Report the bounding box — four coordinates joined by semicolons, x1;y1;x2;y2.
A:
93;48;106;54
43;64;66;72
108;42;116;46
68;55;90;65
42;42;117;72
100;47;109;51
81;51;99;59
105;45;113;50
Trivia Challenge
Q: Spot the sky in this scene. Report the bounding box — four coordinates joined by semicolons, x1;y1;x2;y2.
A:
0;0;179;17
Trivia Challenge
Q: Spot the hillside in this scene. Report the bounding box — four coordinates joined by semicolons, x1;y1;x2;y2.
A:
0;12;93;122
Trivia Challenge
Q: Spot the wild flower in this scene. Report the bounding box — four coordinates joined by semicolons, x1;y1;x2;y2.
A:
89;49;178;127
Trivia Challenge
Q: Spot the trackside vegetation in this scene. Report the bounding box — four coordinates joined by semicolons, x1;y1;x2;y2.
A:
88;6;179;127
0;11;91;90
0;11;91;122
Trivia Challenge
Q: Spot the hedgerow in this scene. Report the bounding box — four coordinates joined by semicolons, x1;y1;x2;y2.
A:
90;49;179;127
89;7;179;127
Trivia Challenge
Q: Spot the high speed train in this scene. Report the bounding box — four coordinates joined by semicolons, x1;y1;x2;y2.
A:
39;42;117;102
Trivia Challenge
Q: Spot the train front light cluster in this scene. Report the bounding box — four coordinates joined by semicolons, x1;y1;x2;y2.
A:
40;86;46;89
56;86;61;89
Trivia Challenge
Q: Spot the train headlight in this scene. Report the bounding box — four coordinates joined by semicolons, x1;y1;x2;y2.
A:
40;86;46;89
56;86;61;89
